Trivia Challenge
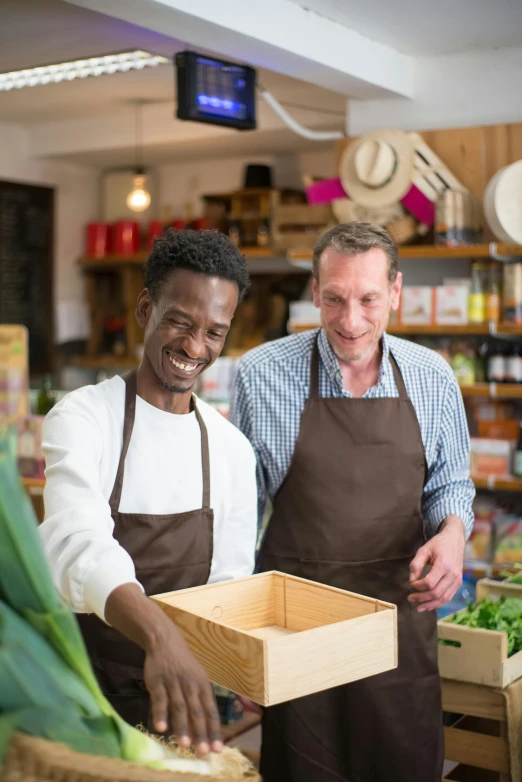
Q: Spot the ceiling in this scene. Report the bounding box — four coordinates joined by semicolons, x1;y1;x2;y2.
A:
0;0;346;125
290;0;522;56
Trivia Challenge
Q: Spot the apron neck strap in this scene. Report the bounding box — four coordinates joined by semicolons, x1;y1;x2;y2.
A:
109;371;211;514
310;336;321;398
310;334;409;402
193;399;211;510
389;352;409;400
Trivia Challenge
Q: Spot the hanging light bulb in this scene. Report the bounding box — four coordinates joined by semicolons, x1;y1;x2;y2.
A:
127;173;151;212
126;101;151;213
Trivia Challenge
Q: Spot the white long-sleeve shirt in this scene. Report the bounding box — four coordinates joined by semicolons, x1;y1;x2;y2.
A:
39;376;258;621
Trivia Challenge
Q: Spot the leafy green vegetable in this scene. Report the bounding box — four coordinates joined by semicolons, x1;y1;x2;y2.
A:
501;563;522;584
443;596;522;656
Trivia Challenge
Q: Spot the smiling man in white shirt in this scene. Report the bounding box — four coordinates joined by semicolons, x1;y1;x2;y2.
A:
39;229;257;757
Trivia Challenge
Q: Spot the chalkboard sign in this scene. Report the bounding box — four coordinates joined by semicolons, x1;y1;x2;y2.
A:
0;180;54;373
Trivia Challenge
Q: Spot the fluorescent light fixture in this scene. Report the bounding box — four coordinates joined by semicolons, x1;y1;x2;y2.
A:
0;51;169;92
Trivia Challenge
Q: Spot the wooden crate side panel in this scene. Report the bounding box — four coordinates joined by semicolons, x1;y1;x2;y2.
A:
444;724;509;774
476;577;522;602
153;602;267;704
153;572;276;631
438;622;507;687
272;205;335;224
441;679;506;721
272;573;286;628
266;609;397;705
283;575;381;632
502;647;522;687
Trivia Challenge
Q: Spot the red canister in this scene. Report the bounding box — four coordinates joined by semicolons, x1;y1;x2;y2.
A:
86;222;112;258
147;220;164;251
113;221;140;255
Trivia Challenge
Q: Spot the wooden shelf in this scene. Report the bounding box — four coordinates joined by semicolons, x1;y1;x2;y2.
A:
80;247;284;268
473;475;522;492
21;477;45;489
73;355;139;369
288;323;522;336
288;243;522;265
389;323;522;336
460;383;522;399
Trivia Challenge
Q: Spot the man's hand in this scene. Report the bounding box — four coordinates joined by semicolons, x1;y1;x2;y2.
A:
408;515;466;612
105;583;222;755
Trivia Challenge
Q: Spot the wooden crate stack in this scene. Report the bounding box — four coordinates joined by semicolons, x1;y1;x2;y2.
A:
438;578;522;781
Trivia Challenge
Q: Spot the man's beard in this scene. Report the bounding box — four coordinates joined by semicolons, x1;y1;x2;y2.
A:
153;364;191;394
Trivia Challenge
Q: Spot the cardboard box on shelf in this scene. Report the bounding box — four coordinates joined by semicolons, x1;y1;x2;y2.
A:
435;285;469;325
400;287;435;325
470;437;515;478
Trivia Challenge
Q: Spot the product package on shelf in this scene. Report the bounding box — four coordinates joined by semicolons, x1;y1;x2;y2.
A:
494;516;522;564
435;285;469;325
16;415;45;480
470;437;515;478
503;263;522;324
466;495;496;563
400;286;434;325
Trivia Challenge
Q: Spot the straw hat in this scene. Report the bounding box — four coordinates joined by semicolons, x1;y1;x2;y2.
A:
484;160;522;244
339;130;416;208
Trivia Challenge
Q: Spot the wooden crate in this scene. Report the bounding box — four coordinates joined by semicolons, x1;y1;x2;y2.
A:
476;578;522;602
152;571;397;707
441;679;510;782
438;610;522;688
271;204;335;251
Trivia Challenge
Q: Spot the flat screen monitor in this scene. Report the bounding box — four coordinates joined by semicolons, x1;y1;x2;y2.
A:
175;50;256;131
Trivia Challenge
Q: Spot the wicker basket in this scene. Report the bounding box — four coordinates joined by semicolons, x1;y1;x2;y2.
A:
1;734;260;782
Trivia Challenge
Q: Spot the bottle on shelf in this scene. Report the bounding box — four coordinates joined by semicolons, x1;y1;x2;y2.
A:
37;374;57;416
468;263;486;324
513;421;522;479
487;340;507;383
505;342;522;384
475;341;488;383
485;263;501;323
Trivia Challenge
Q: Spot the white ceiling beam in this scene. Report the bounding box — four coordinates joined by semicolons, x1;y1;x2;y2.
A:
63;0;414;99
348;46;522;135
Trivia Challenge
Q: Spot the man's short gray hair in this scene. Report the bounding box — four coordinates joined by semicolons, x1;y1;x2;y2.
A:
312;222;399;283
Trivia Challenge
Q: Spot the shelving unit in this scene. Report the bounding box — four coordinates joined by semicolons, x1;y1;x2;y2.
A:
288;242;522;267
288;323;522;337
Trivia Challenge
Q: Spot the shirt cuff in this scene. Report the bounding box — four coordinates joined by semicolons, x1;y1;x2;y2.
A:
423;500;474;541
83;564;144;623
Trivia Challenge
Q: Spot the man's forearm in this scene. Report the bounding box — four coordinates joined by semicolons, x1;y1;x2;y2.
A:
437;514;466;540
105;582;175;654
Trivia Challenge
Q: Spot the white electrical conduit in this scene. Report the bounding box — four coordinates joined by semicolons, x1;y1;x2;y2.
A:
259;89;345;142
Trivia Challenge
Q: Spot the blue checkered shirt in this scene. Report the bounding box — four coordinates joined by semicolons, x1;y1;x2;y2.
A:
229;328;475;539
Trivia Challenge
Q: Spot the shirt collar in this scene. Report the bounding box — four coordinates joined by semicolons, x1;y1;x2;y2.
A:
317;328;393;389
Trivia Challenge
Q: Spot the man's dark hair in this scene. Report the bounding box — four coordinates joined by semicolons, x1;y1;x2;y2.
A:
144;228;250;300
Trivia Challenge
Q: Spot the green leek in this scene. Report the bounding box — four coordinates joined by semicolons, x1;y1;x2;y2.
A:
0;427;214;775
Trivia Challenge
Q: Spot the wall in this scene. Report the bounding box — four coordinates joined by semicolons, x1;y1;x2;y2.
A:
0;121;100;342
348;45;522;136
157;146;337;219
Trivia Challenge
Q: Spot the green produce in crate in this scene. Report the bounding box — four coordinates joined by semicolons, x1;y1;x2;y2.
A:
0;427;212;774
501;563;522;584
443;596;522;656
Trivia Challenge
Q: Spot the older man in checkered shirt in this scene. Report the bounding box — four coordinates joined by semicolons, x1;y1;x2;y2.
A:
230;222;474;782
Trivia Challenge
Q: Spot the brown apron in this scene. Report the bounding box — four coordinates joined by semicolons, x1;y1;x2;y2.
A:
258;336;444;782
77;370;214;729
